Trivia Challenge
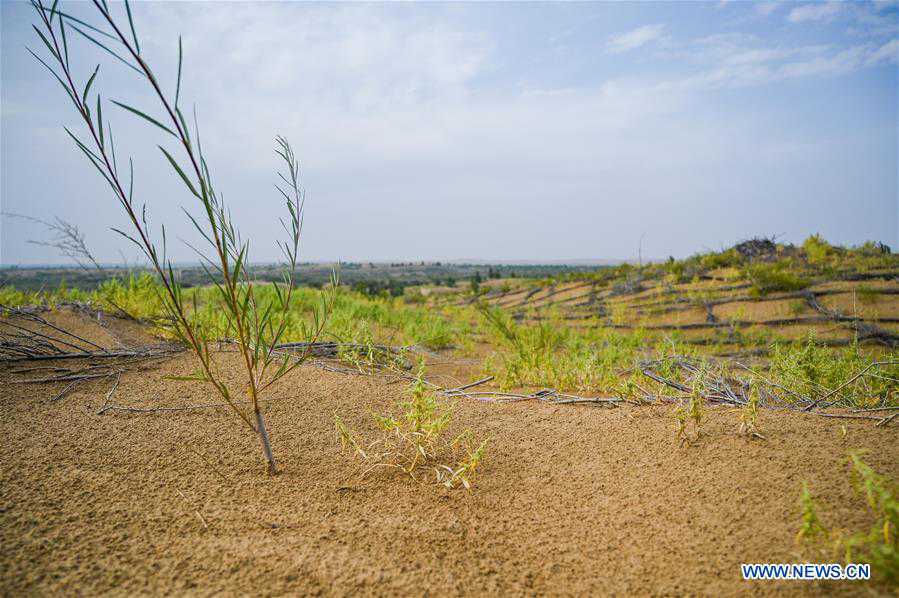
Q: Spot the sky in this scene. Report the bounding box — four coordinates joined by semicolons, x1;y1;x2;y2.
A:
1;0;897;265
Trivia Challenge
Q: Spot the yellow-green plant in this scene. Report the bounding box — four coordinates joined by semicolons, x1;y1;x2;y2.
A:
803;234;837;265
674;372;705;444
843;452;899;584
335;366;487;490
738;383;765;439
744;263;810;296
796;455;898;585
770;335;899;408
796;481;827;545
617;376;644;404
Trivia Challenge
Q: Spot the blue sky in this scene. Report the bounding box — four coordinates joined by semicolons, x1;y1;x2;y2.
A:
1;0;897;265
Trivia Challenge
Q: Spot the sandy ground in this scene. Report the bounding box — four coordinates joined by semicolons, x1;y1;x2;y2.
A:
1;315;898;596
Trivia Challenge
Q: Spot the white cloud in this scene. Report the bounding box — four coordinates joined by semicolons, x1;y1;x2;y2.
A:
848;3;899;37
755;2;783;17
679;33;830;69
138;3;490;115
607;24;666;54
661;38;897;93
866;38;899;63
787;1;844;23
785;1;899;37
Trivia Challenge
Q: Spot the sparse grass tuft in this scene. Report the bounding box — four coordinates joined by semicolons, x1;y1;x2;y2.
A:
335;365;487;490
738;382;765;440
478;303;650;392
674;368;705;444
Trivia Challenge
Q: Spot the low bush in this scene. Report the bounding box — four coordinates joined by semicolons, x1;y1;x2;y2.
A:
803;234;837;265
743;263;810;296
335;366;487;489
769;336;899;408
699;248;743;271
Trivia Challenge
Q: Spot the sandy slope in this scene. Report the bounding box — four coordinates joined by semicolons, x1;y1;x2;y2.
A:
1;320;897;596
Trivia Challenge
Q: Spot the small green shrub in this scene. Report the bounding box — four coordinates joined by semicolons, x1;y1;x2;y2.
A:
744;263;810;296
788;299;807;316
674;372;705;444
700;248;743;271
335;366;487;490
94;273;166;321
738;383;764;439
803;234;837;265
0;286;44;308
665;260;689;283
769;336;899;408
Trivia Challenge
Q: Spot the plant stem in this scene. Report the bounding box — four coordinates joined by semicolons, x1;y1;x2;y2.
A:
254;406;277;475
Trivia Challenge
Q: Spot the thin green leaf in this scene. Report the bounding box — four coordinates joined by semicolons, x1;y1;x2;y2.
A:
175;36;183;107
63;126;102;164
32;25;60;61
181;208;216;249
47;8;117;41
96;94;104;148
158;146;200;197
128;158;135;202
47;0;59;23
111;100;177;137
175;107;190;146
82;64;99;107
124;0;140;54
68;23;141;74
107;121;118;175
25;47;76;105
110;227;143;250
233;244;247;281
59;11;69;67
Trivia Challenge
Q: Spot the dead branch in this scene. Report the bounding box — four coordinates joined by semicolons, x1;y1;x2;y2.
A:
2;212;101;272
95;375;121;415
804;292;899;348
